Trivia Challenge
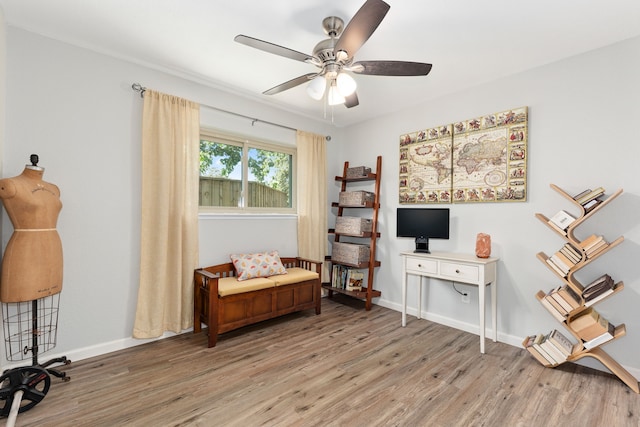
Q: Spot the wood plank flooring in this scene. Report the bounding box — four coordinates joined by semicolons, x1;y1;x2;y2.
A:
9;296;640;426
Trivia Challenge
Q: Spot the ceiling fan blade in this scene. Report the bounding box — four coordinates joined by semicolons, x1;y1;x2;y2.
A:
350;61;432;76
263;73;318;95
334;0;390;59
234;34;313;63
344;92;359;108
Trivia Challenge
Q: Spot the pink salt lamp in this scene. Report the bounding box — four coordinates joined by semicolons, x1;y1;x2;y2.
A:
476;233;491;258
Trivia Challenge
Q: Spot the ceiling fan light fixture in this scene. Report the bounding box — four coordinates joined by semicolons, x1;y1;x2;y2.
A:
336;72;357;96
327;82;346;106
335;49;349;62
307;76;326;100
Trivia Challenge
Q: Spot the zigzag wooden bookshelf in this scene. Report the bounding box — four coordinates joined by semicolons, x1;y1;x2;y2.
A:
524;183;639;393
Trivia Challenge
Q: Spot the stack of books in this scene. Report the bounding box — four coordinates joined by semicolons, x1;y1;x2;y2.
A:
579;234;609;258
582;273;615;307
524;329;577;366
330;265;364;291
573;187;605;212
540;285;581;321
545;243;581;277
547;245;581;276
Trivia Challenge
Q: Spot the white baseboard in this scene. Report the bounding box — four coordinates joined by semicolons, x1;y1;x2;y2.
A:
1;330;190;372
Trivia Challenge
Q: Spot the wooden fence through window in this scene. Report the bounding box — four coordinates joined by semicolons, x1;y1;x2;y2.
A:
199;177;289;207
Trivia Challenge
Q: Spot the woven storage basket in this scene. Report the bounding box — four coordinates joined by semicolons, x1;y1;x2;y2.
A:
346;166;371;178
335;216;373;235
331;242;370;265
339;191;375;206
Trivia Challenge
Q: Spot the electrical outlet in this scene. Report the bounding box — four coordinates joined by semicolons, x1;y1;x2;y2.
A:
461;293;470;303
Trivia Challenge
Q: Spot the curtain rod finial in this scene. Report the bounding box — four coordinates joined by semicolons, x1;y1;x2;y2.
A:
131;83;146;97
326;135;331;141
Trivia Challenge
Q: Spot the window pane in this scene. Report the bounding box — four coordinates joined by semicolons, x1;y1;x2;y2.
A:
199;139;243;207
247;147;292;208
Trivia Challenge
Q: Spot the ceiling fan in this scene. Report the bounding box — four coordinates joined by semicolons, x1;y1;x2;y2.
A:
234;0;432;108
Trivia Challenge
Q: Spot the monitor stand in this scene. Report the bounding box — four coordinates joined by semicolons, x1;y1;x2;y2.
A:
414;236;430;253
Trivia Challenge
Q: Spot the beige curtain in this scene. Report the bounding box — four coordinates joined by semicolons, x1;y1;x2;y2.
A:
133;90;200;338
296;130;328;281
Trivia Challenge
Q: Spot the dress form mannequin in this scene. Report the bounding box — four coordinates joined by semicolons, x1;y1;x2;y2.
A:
0;155;63;302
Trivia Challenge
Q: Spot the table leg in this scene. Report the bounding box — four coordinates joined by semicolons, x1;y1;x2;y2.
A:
417;276;423;320
402;271;407;327
479;282;485;354
491;281;497;342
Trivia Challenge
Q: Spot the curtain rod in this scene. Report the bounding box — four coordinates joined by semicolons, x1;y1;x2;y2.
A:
131;83;331;141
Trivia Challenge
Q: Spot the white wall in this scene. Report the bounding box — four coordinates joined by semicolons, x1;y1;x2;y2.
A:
332;35;640;376
0;27;336;365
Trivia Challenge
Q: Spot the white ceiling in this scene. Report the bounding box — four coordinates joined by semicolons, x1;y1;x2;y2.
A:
1;0;640;127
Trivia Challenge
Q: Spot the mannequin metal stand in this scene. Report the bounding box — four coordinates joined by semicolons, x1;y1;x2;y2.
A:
0;294;70;417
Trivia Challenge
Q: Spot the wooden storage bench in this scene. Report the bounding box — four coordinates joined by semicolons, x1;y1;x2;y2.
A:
193;257;322;348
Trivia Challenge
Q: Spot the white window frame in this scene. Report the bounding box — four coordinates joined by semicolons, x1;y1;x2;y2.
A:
199;128;296;214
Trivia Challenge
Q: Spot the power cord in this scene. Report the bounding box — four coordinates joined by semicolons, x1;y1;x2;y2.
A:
452;282;468;296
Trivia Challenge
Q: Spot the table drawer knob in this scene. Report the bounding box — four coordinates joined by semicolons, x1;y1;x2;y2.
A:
455;269;460;273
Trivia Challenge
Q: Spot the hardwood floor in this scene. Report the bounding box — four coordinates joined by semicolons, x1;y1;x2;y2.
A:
9;296;640;426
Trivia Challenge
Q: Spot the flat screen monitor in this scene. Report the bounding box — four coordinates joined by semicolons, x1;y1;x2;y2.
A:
396;208;450;253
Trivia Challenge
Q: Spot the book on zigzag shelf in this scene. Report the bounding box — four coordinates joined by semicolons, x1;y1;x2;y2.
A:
539;331;568;364
574;187;605;205
583;322;616;350
586;240;609;258
583;197;603;213
551;251;576;270
579;234;605;252
548;254;571;275
549;287;574;313
556;285;581;310
572;188;592;200
560;244;582;264
548;210;576;231
524;335;554;366
561;243;582;263
582;274;613;295
584;289;615;307
545;258;568;278
545;289;568;316
532;333;562;365
582;274;614;306
540;288;566;322
548;329;577;358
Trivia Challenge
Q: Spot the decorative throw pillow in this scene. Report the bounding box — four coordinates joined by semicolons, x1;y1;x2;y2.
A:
230;250;287;281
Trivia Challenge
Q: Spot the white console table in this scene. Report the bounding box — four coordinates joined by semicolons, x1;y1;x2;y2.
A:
401;251;499;353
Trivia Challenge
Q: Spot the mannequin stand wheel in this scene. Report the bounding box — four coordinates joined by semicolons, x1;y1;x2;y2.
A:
0;366;50;418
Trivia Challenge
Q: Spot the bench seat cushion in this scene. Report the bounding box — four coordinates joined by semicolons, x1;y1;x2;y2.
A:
218;276;275;297
269;267;319;286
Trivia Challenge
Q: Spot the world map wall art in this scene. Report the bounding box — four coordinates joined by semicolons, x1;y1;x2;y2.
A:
399;106;528;204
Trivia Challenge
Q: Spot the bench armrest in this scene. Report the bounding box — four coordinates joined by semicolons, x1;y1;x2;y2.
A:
295;257;323;275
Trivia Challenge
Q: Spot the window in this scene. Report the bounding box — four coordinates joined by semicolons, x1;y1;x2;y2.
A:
199;130;295;213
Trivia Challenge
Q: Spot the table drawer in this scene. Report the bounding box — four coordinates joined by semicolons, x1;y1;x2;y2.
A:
405;257;438;274
440;262;479;283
